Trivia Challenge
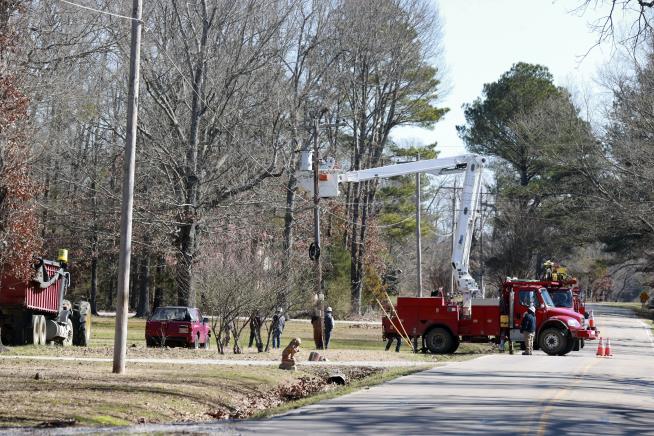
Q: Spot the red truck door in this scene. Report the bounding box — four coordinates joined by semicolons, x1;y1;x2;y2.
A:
513;288;546;330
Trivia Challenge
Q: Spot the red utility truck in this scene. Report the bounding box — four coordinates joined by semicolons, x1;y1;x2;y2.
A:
383;279;598;356
0;253;91;347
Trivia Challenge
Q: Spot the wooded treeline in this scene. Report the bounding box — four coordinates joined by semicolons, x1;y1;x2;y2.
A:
1;0;653;341
1;0;449;327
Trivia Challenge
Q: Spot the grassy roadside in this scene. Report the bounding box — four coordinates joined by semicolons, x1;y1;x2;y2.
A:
0;314;493;428
252;366;428;420
4;315;494;363
0;358;434;428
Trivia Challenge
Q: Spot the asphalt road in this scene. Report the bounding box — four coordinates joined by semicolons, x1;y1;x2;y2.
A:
12;305;654;435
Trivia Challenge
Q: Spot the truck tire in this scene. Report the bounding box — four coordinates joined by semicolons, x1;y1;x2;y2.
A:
449;336;460;354
539;328;567;356
62;318;73;346
424;327;454;354
572;338;581;352
72;303;91;346
38;315;46;345
31;315;40;345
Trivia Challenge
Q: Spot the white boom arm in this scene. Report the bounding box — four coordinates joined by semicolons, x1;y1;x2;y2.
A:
298;153;486;312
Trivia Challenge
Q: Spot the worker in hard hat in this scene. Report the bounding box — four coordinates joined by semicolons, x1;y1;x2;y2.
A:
520;306;536;355
324;307;334;349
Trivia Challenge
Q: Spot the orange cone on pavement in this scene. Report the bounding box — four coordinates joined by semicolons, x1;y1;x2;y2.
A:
604;337;613;357
596;337;605;357
589;311;595;329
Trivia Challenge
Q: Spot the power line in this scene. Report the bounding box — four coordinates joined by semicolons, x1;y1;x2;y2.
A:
59;0;143;23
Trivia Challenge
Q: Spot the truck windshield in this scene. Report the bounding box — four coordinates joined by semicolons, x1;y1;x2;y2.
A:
549;290;573;308
540;290;555;307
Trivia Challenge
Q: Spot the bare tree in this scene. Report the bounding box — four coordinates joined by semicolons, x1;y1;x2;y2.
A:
138;0;295;306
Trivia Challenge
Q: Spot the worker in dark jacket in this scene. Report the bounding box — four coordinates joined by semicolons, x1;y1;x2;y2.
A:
271;308;286;349
248;312;263;352
324;307;334;349
520;306;536;355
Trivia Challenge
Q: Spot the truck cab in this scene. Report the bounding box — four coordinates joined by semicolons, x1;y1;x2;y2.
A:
503;280;597;355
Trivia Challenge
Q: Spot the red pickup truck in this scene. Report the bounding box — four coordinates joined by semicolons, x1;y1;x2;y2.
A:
145;306;211;348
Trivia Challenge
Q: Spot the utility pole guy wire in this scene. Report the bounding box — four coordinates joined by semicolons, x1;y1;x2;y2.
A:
113;0;143;375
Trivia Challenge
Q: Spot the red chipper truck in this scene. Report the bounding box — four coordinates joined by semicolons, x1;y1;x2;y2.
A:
0;251;91;347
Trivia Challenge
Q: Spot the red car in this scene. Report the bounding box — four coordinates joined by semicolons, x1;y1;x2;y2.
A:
145;306;211;348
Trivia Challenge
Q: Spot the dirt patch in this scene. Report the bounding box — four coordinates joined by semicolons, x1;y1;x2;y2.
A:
206;366;381;420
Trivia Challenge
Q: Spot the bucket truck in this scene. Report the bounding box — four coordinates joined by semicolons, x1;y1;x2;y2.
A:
297;153;597;355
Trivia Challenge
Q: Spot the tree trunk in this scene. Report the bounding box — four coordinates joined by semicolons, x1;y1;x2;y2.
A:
136;255;150;318
350;183;362;315
176;220;197;306
153;287;164;311
175;7;208;307
281;172;297;308
90;254;99;315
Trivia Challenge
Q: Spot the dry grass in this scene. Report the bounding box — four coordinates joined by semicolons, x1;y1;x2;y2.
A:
0;359;319;428
4;316;494;363
0;315;494;428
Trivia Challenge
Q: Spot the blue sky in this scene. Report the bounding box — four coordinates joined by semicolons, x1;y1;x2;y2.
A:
392;0;626;157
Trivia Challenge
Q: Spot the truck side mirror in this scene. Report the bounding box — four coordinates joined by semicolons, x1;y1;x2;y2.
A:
202;317;209;324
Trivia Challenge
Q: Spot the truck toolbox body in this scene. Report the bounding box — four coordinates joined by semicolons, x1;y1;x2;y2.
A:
459;299;501;337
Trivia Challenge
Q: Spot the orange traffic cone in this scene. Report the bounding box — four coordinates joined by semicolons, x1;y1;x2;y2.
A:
604;337;613;357
596;337;605;357
589;311;595;329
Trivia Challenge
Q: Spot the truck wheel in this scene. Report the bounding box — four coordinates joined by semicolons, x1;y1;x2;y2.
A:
72;307;91;346
38;315;47;345
424;327;454;354
78;322;89;347
558;334;575;355
572;338;581;352
449;336;460;354
62;319;73;346
539;328;567;356
31;315;41;345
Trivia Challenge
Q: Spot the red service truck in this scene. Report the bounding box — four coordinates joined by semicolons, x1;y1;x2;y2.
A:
0;252;91;347
383;279;598;356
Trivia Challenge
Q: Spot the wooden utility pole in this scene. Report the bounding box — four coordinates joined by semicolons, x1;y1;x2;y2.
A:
415;155;423;297
450;180;457;296
113;0;142;374
312;116;325;349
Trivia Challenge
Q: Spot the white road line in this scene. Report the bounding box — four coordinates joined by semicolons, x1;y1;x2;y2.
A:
640;320;654;349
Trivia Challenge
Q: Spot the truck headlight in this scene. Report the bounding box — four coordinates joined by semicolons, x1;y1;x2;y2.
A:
566;319;580;328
